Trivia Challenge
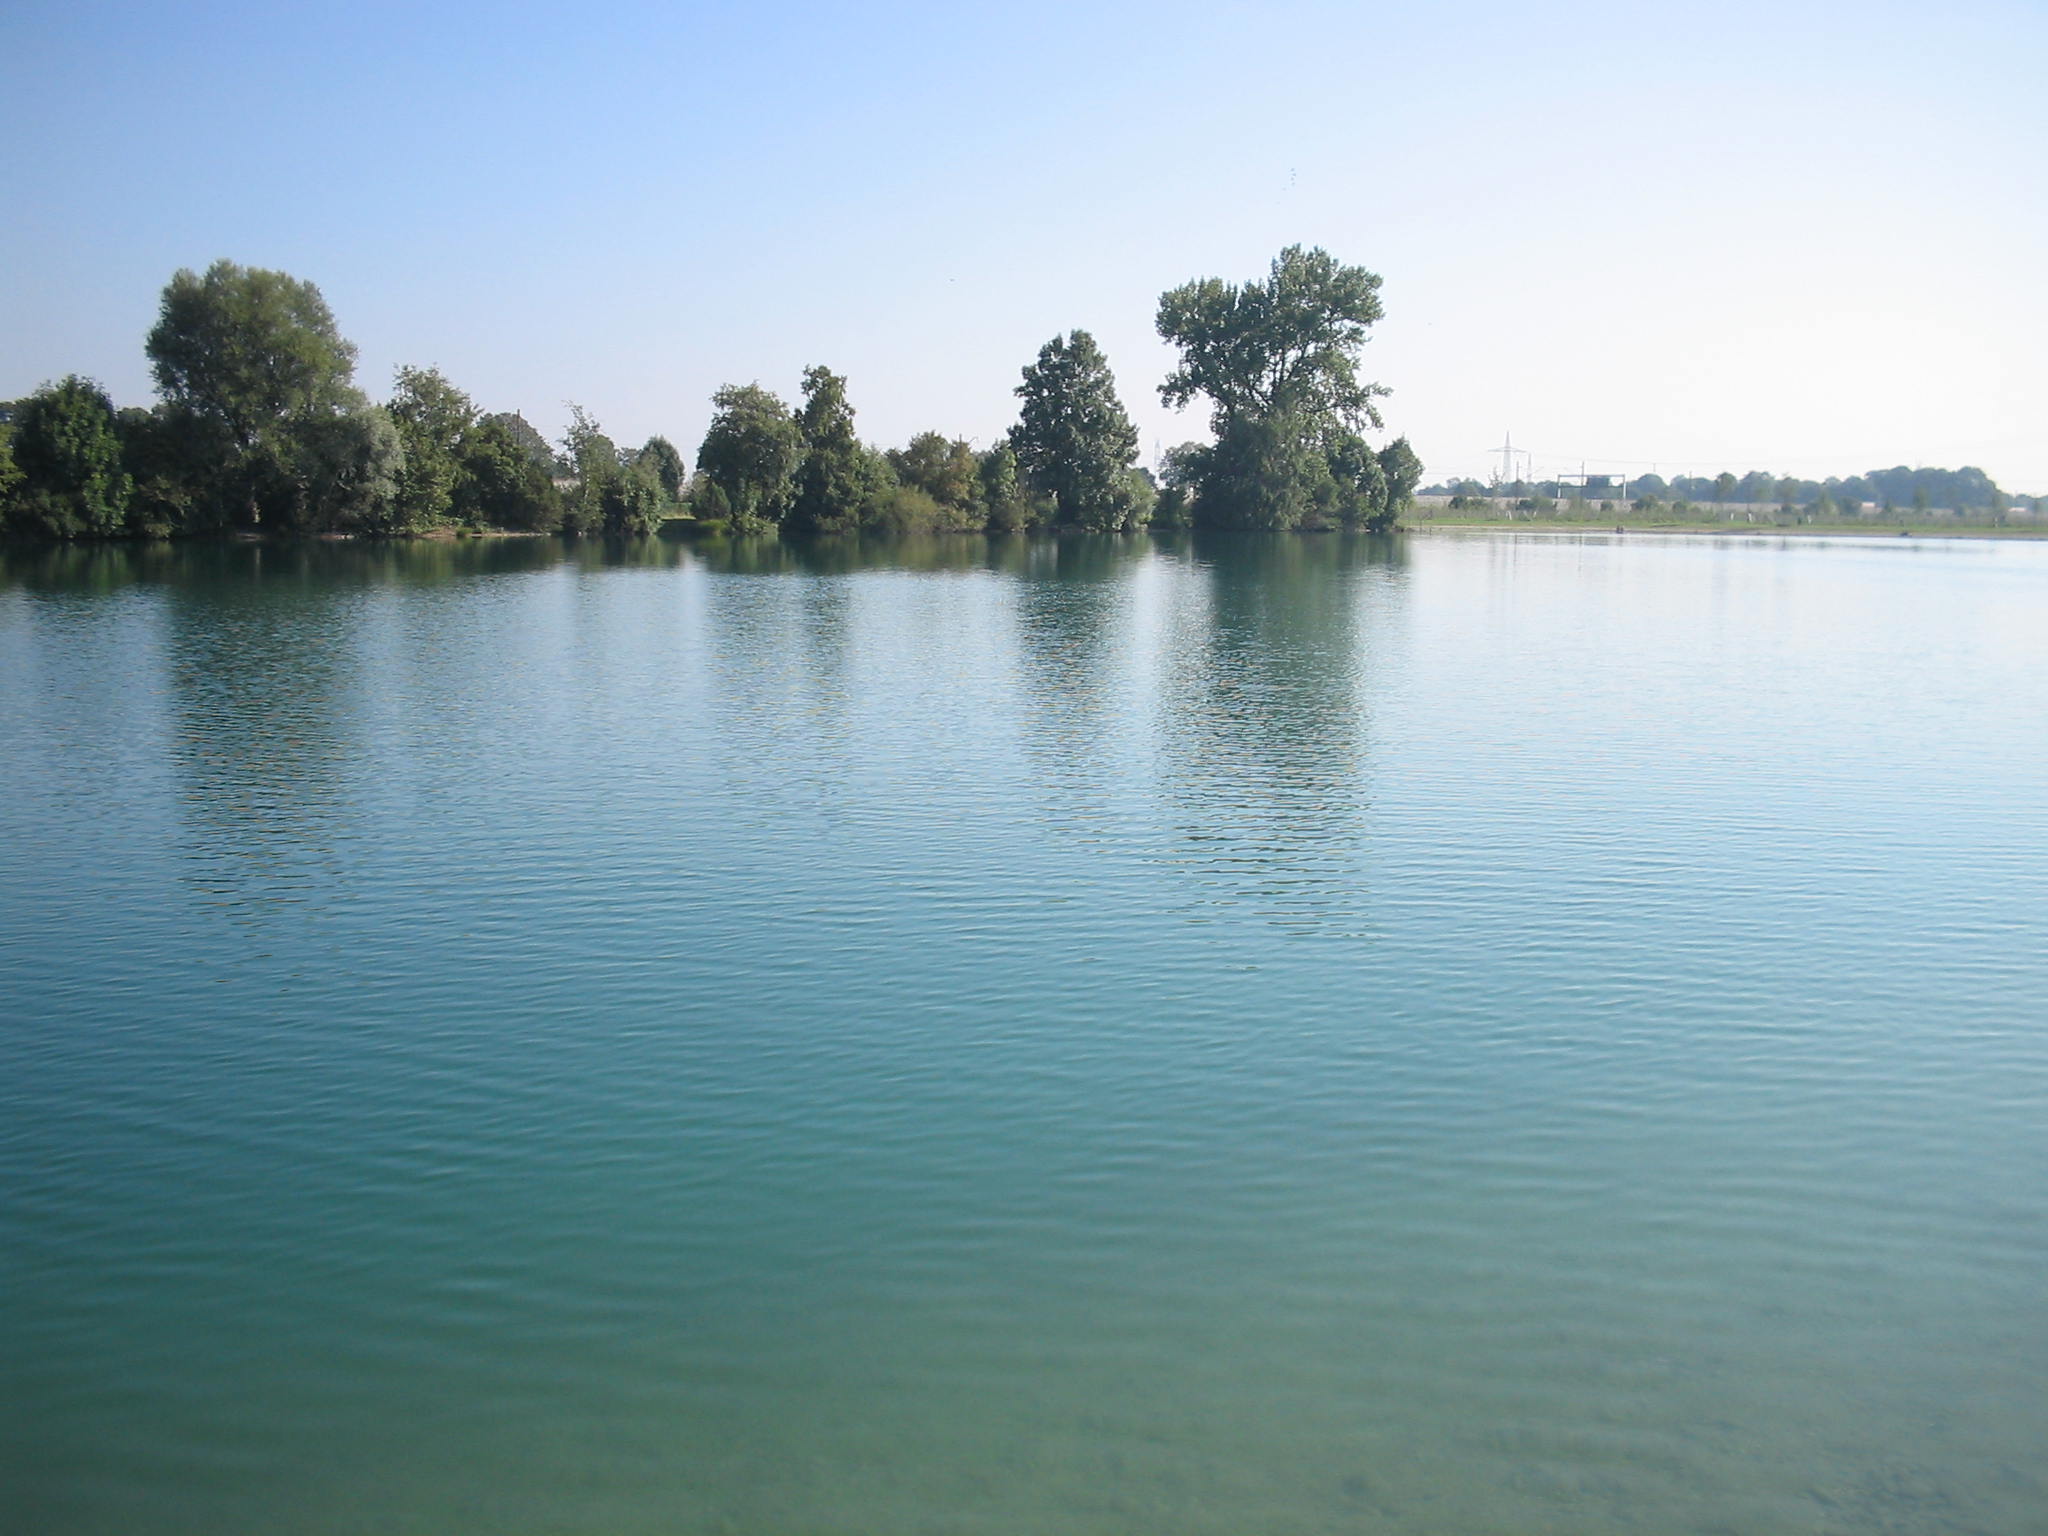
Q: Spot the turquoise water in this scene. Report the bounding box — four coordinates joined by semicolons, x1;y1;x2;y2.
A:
2;531;2044;1535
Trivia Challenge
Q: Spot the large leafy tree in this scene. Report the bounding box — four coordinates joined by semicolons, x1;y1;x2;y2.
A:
698;383;802;534
481;411;558;475
1158;245;1387;430
3;376;133;539
1376;437;1423;526
455;415;561;531
1009;330;1140;531
559;404;620;536
887;432;984;525
636;436;688;503
145;260;390;530
787;366;867;536
1157;246;1408;530
384;365;477;533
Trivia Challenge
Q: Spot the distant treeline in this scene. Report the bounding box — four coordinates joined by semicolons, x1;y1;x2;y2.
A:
1427;466;2039;516
1;248;1421;544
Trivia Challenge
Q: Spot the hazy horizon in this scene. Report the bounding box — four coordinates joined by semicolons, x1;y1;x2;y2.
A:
3;0;2042;492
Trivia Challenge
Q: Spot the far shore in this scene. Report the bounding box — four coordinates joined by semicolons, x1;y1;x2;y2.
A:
1405;517;2048;542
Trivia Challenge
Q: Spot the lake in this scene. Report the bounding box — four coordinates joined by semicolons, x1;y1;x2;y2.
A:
3;530;2044;1535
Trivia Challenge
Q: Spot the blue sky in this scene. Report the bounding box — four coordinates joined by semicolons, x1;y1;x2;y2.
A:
4;0;2044;490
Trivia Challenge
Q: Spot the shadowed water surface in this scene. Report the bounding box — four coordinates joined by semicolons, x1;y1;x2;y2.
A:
2;531;2044;1534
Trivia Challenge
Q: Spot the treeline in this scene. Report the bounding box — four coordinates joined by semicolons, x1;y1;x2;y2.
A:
0;248;1422;544
1430;465;2035;515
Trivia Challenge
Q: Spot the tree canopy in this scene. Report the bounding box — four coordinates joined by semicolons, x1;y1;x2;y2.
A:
1158;245;1387;433
698;384;803;534
1009;330;1141;531
787;367;870;536
1156;247;1402;531
3;377;133;539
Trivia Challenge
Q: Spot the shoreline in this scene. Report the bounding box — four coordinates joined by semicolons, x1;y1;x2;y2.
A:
1405;520;2048;542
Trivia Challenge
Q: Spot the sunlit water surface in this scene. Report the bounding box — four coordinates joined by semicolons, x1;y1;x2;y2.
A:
3;531;2044;1535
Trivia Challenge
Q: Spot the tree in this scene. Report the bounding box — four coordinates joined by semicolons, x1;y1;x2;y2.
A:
455;414;561;530
1158;245;1387;432
1376;437;1423;529
787;366;868;535
887;432;984;526
145;260;372;529
384;365;476;533
1009;330;1141;531
978;442;1034;532
602;462;667;537
0;416;22;511
1155;247;1399;530
636;435;688;502
3;376;133;539
559;404;620;536
698;383;802;534
283;405;404;532
481;411;558;475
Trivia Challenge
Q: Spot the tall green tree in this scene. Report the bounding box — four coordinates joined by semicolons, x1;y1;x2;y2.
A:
559;404;621;536
1009;330;1141;531
636;436;688;502
481;411;559;475
1156;246;1401;530
385;365;477;533
698;383;802;534
787;367;867;535
145;260;389;531
1158;245;1387;432
455;415;562;531
978;442;1033;532
602;462;667;537
285;406;404;532
2;377;133;539
1376;437;1423;528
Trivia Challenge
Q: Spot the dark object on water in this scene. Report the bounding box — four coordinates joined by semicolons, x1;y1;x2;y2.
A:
1614;524;1625;533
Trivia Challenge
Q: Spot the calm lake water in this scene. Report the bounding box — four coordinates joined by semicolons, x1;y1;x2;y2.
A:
3;530;2045;1535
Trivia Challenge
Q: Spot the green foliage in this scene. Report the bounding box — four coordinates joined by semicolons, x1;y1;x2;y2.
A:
636;435;688;502
559;404;620;536
1010;330;1140;531
384;366;477;533
1158;245;1387;432
1376;437;1423;525
282;406;405;532
1156;248;1403;531
4;376;133;539
482;411;558;475
788;367;868;535
117;406;202;537
144;260;382;529
1152;485;1191;528
1187;413;1387;531
456;414;562;530
147;260;360;446
1118;466;1158;528
1159;441;1210;490
887;432;984;525
0;422;20;512
603;461;667;537
864;482;949;535
977;443;1035;532
698;383;802;535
